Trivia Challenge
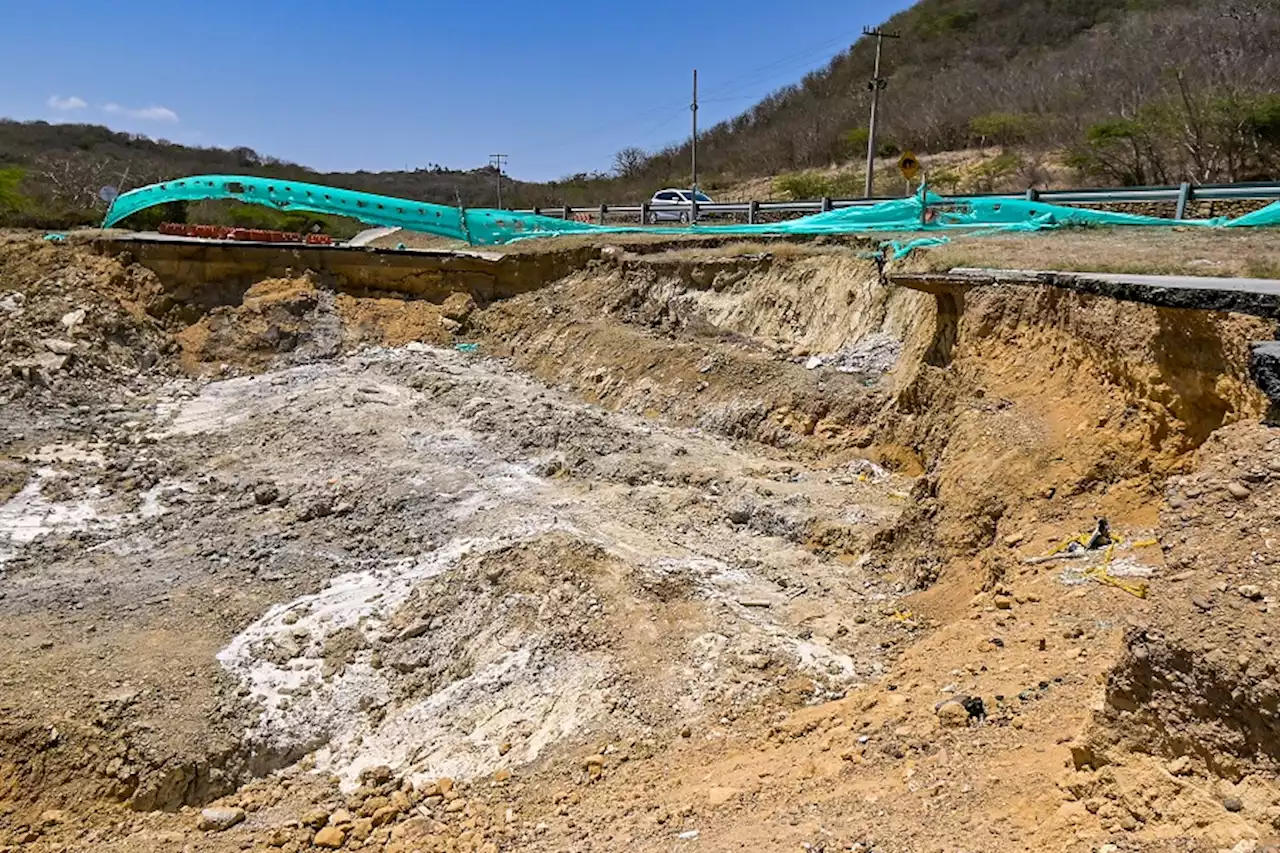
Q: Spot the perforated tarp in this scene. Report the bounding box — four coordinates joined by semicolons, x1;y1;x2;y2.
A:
103;174;1280;247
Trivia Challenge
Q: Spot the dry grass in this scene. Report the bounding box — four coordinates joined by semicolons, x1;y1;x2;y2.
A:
913;228;1280;279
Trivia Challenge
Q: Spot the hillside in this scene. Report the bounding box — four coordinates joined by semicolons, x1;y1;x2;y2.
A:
0;120;559;230
630;0;1280;191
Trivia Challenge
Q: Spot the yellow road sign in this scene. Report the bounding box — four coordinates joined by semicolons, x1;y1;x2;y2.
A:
898;151;920;181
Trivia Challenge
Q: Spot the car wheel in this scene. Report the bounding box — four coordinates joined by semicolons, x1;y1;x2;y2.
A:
647;211;659;225
679;211;690;224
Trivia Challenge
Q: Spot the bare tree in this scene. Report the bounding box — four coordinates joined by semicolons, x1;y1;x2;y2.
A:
612;147;649;179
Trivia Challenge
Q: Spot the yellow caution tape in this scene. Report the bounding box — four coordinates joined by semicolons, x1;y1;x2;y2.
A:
1132;538;1159;548
1085;565;1149;599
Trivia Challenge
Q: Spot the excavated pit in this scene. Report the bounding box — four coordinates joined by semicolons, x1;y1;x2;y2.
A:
2;231;1280;852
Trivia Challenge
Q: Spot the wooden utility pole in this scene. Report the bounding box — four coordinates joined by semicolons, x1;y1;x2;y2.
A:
862;27;899;198
489;153;508;209
691;69;699;218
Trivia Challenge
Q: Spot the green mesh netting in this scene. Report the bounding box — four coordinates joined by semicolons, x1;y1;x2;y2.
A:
103;175;1280;247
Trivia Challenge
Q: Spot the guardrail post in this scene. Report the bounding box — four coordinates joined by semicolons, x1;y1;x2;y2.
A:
821;196;833;213
532;206;540;217
1175;182;1191;220
598;204;607;225
562;205;571;221
640;201;649;225
748;200;759;225
1025;188;1038;202
690;198;699;224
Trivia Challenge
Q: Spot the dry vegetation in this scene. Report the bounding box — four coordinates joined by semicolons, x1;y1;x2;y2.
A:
917;228;1280;279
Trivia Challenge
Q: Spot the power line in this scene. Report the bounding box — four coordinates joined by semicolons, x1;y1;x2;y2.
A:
702;32;856;100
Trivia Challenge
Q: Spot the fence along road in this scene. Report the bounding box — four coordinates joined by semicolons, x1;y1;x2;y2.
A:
518;180;1280;226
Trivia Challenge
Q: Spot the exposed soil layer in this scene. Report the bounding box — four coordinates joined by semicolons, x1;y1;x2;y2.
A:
2;231;1279;853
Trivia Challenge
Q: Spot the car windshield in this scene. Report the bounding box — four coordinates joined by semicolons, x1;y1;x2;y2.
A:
675;191;712;202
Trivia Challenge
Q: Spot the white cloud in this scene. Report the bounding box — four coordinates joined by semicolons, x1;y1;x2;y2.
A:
102;102;179;122
47;94;87;111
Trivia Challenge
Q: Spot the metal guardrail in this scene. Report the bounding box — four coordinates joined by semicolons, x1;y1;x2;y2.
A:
516;181;1280;225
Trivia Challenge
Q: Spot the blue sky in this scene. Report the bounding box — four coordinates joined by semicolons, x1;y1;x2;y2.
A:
0;0;912;181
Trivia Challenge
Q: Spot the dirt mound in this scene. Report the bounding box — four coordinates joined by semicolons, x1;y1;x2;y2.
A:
175;276;474;375
175;274;342;374
0;238;176;436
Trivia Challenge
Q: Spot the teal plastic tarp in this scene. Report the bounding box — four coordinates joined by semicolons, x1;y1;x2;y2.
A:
103;175;1278;247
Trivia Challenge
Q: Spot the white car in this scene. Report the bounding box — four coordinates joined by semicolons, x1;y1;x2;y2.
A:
648;188;714;223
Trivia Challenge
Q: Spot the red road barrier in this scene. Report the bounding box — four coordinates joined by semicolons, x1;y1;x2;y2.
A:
156;223;332;245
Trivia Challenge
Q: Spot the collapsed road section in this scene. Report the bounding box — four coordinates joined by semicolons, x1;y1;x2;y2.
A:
2;230;1279;852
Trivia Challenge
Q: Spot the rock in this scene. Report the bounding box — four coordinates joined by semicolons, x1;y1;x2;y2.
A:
371;806;399;827
1003;531;1025;547
38;809;68;826
1223;796;1244;812
389;818;432;846
936;700;970;728
302;807;330;828
678;829;700;840
299;495;333;521
349;819;373;842
1192;596;1213;612
254;483;280;505
11;353;67;374
0;291;25;314
328;808;353;826
441;292;476;323
498;741;512;756
439;316;462;333
436;777;454;795
993;595;1013;610
357;792;387;813
313;826;346;848
1166;755;1193;776
493;768;512;784
40;338;77;355
60;308;86;329
583;754;606;779
1239;584;1264;601
1268;458;1280;474
197;807;245;832
1227;481;1253;500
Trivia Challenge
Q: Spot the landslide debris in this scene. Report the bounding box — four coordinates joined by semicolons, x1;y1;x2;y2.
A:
3;231;1280;853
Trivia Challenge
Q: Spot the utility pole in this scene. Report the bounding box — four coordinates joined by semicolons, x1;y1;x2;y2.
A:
862;27;899;198
489;153;508;209
690;69;699;203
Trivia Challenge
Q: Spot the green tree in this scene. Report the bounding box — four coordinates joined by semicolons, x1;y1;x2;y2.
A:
0;166;26;213
968;112;1034;147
